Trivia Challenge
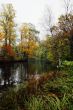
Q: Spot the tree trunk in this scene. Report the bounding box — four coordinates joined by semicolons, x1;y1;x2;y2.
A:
9;37;11;45
5;37;7;46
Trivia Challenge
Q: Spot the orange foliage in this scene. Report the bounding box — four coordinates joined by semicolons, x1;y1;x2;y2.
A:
19;40;38;58
3;45;15;57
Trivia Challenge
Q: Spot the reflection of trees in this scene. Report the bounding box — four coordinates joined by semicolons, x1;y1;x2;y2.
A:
28;61;47;75
1;63;13;85
0;63;17;86
0;62;29;86
0;61;51;89
18;62;28;82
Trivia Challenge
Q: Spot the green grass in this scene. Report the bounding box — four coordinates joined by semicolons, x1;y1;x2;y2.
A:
0;61;73;110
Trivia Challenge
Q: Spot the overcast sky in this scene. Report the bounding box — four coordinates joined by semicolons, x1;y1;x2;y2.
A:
0;0;71;39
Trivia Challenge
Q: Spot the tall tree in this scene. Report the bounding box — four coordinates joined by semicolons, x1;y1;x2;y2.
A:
0;4;16;46
58;15;73;60
59;0;73;60
19;23;39;58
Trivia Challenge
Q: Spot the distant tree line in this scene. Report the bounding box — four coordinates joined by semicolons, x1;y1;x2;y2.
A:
0;1;73;66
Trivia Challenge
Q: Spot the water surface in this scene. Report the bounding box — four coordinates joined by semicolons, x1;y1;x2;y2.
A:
0;60;52;90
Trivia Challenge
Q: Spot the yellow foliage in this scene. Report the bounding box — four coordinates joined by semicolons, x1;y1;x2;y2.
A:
18;40;38;58
0;32;4;40
19;23;38;58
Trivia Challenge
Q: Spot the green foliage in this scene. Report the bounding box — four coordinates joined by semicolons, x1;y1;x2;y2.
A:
36;44;48;60
62;61;73;66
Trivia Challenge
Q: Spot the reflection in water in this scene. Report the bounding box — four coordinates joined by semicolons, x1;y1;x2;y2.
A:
0;61;51;90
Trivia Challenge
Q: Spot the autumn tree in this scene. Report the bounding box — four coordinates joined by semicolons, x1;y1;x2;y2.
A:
0;4;16;46
0;4;16;58
43;1;73;65
46;0;73;64
0;30;4;55
19;23;39;58
0;31;4;41
42;6;70;65
58;0;73;60
59;0;73;60
43;7;63;65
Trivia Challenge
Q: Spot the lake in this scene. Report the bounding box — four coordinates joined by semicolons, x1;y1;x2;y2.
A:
0;60;52;90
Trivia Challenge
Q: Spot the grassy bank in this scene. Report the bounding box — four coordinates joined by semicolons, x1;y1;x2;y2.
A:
0;62;73;110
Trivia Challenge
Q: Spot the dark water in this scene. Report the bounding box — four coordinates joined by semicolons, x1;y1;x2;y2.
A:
0;60;52;90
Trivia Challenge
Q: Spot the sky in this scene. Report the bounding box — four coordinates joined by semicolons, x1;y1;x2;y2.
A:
0;0;69;39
